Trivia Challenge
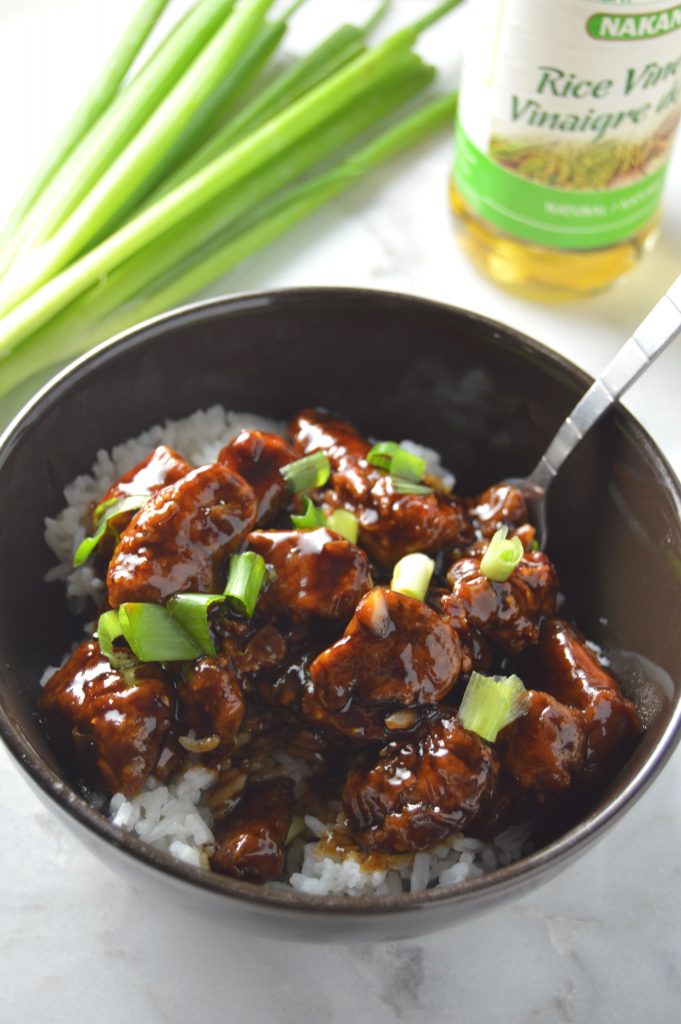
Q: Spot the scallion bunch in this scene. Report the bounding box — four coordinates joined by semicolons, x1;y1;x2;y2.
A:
0;0;461;396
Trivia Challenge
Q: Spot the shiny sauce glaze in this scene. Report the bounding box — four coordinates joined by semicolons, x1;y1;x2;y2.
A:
40;408;641;884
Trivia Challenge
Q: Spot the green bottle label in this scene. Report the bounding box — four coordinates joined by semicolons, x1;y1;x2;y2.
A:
453;0;681;251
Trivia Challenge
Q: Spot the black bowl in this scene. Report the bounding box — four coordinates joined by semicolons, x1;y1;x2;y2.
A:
1;287;680;943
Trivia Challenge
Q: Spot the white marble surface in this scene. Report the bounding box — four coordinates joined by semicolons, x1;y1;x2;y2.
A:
0;2;680;1020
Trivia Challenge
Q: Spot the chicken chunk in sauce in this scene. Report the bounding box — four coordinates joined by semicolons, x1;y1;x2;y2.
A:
107;464;257;606
40;641;174;796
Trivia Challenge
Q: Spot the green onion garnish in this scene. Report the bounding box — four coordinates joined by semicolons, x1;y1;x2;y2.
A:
479;526;524;582
280;452;331;493
96;609;124;662
390;552;435;602
224;551;267;618
458;671;528;743
326;508;359;544
390;478;433;495
118;602;204;662
285;815;306;845
73;493;147;566
530;538;540;552
290;496;327;530
367;441;426;483
167;593;223;656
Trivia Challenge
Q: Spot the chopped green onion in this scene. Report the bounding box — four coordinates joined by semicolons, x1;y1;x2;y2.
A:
326;508;359;544
479;526;524;582
285;815;306;845
390;479;434;495
167;593;223;656
118;602;204;661
530;539;540;552
73;493;147;566
390;552;435;602
280;452;331;493
367;441;426;483
458;671;528;743
224;551;267;617
290;496;327;530
96;609;124;663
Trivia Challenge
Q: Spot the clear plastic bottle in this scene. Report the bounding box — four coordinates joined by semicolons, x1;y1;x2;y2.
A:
450;0;681;300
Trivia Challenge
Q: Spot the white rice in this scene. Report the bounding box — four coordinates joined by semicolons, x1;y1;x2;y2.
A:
43;404;530;895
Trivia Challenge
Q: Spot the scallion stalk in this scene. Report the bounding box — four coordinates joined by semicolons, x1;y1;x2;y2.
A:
118;602;205;661
0;0;172;275
0;48;432;390
290;497;327;530
73;493;148;566
88;92;459;347
158;16;374;195
0;1;462;346
390;553;435;602
167;593;223;655
1;0;240;275
479;526;524;582
280;452;331;493
326;509;359;544
224;551;267;617
458;672;528;743
96;609;124;663
367;441;427;483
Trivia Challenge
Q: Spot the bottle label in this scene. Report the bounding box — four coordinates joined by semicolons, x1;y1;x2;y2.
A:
453;0;681;249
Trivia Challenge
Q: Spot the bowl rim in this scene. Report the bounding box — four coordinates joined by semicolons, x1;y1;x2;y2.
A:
1;284;681;917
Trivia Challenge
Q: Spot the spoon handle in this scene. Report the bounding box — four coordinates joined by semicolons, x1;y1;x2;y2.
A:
528;273;681;492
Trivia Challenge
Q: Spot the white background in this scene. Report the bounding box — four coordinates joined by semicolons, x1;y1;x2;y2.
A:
0;2;680;1022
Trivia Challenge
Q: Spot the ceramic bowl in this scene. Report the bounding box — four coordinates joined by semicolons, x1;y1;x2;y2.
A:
1;287;680;943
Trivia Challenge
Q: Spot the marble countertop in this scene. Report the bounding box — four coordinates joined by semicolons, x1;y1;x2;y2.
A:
1;2;680;1021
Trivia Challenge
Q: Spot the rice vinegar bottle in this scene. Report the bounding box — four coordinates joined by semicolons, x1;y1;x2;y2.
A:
450;0;681;299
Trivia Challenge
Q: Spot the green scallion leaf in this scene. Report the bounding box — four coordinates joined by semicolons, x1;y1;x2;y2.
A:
390;552;434;602
458;671;528;743
326;508;359;544
167;593;224;656
390;479;433;495
479;526;524;583
96;609;124;663
367;440;426;483
224;551;267;618
118;602;204;662
285;815;306;845
280;452;331;493
290;496;327;530
73;493;148;566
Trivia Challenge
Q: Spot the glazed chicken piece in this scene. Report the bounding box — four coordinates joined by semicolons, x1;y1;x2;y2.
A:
176;656;245;749
442;550;558;656
520;618;640;785
310;588;462;711
496;691;586;800
39;640;173;795
290;407;370;467
91;445;192;558
211;778;295;882
467;483;529;540
247;527;371;623
107;464;257;606
338;475;472;570
290;407;471;567
218;430;297;526
343;714;499;853
97;445;192;510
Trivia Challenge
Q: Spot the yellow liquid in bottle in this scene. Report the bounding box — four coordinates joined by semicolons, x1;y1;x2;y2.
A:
449;180;661;303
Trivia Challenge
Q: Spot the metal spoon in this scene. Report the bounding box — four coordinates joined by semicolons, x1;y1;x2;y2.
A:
507;273;681;549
